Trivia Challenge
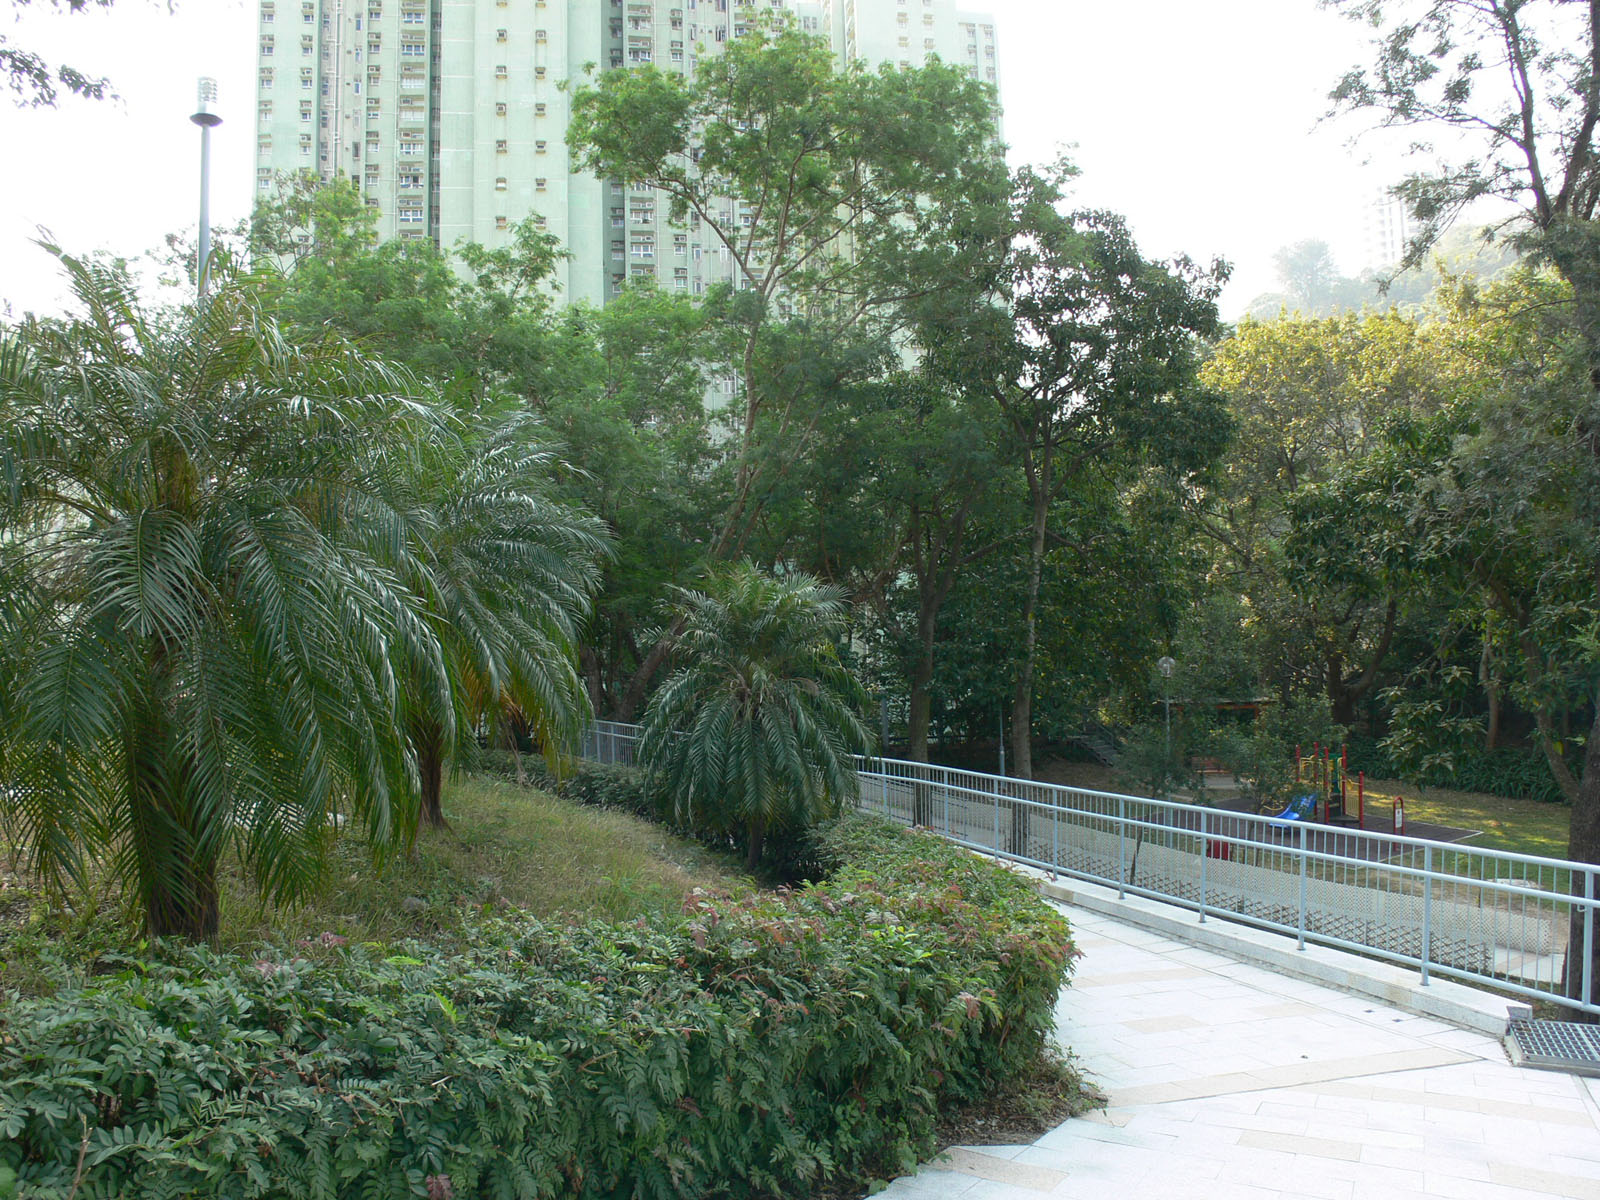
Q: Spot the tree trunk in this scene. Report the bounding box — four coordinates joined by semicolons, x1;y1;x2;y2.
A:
1480;627;1501;750
616;622;681;722
1566;698;1600;1011
1517;631;1582;804
907;601;939;762
1010;484;1049;781
418;722;448;829
745;819;765;872
581;644;604;716
146;855;221;942
907;674;933;763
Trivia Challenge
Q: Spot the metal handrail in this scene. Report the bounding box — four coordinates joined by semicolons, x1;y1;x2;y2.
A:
579;721;1599;1015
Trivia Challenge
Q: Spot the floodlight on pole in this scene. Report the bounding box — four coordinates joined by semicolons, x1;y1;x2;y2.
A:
190;77;222;300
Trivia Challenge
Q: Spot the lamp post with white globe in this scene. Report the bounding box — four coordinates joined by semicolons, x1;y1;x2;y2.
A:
1157;655;1176;767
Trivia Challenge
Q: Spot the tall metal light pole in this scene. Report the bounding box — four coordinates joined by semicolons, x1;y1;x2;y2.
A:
190;77;222;300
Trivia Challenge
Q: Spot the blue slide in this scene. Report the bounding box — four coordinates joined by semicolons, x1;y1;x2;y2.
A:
1268;793;1320;822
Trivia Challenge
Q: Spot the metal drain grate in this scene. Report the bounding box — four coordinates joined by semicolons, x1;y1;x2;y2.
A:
1507;1018;1600;1077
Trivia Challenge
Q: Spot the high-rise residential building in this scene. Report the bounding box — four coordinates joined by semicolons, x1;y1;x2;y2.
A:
253;0;1000;306
1363;188;1413;270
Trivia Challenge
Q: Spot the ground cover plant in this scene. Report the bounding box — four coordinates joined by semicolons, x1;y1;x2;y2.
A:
0;810;1078;1200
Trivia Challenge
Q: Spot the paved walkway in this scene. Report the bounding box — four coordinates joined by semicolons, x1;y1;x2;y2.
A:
879;904;1600;1200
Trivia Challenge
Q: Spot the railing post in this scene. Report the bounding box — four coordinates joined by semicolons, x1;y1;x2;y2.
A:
1199;809;1208;925
1297;823;1308;951
1052;797;1059;872
1585;869;1595;1010
994;785;1001;854
1421;843;1433;987
1118;797;1127;899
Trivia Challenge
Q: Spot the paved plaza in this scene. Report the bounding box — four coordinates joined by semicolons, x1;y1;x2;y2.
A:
878;903;1600;1200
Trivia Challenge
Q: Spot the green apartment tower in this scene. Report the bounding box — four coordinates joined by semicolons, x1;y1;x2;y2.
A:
253;0;1000;306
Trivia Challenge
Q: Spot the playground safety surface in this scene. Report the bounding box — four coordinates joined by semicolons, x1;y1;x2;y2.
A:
873;904;1600;1200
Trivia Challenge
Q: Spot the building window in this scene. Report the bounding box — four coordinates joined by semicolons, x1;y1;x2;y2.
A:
496;215;509;228
535;102;546;116
497;28;507;41
495;176;508;190
535;177;547;190
261;35;275;54
534;65;546;78
630;236;655;257
496;139;507;152
496;102;507;115
495;64;508;78
260;68;274;87
535;29;546;42
673;234;687;254
535;139;547;153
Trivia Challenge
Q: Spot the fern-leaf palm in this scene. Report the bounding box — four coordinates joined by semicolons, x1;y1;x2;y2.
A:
638;563;871;870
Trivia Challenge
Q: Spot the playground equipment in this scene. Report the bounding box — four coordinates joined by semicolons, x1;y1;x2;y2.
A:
1267;792;1320;822
1291;742;1370;828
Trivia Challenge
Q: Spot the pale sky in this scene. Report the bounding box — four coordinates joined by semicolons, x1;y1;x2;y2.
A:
0;0;1418;319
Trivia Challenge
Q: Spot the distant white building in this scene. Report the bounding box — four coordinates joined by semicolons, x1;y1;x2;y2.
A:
253;0;1001;307
1363;188;1413;270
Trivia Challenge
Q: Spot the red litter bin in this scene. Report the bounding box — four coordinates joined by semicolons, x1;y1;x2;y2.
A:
1205;838;1232;860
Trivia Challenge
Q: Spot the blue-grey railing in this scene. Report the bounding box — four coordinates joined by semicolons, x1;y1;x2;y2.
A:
577;721;1599;1016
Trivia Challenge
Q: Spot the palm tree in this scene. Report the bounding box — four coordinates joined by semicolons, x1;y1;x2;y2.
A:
0;248;451;939
396;405;610;830
638;563;871;871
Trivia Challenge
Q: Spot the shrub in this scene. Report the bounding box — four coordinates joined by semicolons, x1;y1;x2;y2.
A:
0;815;1075;1200
1349;735;1572;805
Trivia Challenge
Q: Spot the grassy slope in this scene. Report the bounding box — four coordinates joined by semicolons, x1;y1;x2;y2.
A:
223;775;747;947
1;776;746;994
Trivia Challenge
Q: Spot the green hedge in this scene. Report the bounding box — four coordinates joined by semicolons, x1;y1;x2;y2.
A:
1348;737;1571;805
0;815;1076;1200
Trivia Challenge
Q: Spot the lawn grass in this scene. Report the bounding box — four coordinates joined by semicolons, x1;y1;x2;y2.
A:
1359;777;1571;861
221;774;749;948
0;775;747;995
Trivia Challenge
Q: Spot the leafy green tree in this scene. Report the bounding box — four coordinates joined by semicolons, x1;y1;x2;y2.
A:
938;163;1231;777
1308;270;1597;803
568;19;1006;560
1198;310;1461;723
532;286;721;717
0;250;446;939
847;372;1009;761
1326;4;1600;936
638;564;871;870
